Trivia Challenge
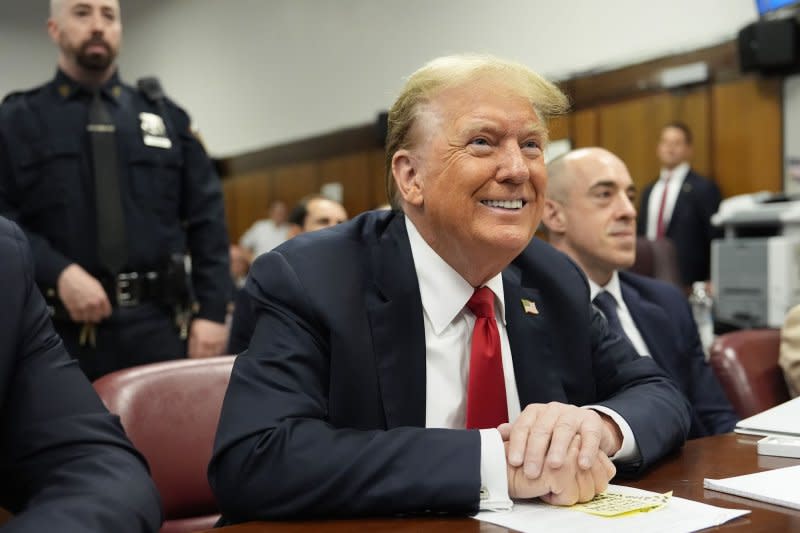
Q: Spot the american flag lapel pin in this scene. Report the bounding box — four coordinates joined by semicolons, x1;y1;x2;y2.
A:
521;298;539;315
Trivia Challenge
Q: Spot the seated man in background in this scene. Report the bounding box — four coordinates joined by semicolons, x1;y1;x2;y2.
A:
227;194;348;354
209;54;690;522
542;147;738;438
779;304;800;398
286;194;349;238
240;201;290;259
0;216;161;532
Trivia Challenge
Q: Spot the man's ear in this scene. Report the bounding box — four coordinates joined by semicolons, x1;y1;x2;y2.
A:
46;18;59;45
392;149;424;207
542;198;566;234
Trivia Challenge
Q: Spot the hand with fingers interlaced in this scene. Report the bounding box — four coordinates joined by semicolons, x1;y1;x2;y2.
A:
499;401;622;504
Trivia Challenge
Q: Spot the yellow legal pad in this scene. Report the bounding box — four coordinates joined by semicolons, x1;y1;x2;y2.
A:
568;490;672;517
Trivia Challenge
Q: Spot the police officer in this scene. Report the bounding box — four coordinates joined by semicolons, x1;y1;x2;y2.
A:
0;0;232;380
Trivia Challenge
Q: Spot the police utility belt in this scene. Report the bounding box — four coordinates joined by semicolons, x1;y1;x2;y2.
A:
47;261;191;322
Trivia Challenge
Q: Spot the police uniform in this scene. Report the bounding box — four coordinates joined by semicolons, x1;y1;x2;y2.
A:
0;69;232;380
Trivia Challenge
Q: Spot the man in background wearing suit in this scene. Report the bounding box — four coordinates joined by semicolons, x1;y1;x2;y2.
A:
210;55;690;522
636;123;722;288
543;147;737;438
0;216;161;532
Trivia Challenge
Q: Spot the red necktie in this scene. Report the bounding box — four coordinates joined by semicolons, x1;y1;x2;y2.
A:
465;287;508;429
655;172;672;239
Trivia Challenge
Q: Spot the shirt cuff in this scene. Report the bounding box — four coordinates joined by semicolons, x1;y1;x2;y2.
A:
584;405;640;463
478;429;513;511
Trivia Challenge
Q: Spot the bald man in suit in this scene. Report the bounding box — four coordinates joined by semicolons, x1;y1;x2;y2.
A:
543;147;737;438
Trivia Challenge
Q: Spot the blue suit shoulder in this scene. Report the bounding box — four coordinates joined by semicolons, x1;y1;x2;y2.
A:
618;270;687;306
0;217;31;272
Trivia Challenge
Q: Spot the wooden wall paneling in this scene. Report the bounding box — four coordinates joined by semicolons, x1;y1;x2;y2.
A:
711;76;782;198
548;115;570;142
318;152;373;218
598;92;694;196
669;86;711;178
571;109;599;148
367;148;388;209
591;86;711;195
567;41;738;109
225;170;273;242
271;162;320;211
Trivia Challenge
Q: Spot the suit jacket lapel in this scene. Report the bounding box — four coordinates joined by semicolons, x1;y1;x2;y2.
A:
667;171;694;234
365;213;427;428
503;264;558;407
620;279;673;368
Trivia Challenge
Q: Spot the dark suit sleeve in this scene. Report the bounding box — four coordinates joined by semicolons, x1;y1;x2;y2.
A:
209;251;480;521
699;177;723;243
588;306;692;476
226;287;255;354
677;297;738;436
0;220;162;532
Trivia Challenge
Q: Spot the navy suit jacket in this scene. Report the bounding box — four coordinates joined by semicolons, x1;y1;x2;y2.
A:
0;217;162;532
209;210;691;522
619;271;738;438
637;170;721;285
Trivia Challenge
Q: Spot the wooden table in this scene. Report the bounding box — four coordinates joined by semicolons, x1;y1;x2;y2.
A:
205;433;800;532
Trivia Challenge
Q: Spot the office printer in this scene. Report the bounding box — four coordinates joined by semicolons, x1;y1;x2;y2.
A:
711;192;800;328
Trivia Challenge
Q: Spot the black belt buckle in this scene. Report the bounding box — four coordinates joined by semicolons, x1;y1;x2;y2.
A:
116;272;140;307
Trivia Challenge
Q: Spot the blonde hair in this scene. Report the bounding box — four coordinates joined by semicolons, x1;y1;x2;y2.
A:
384;54;569;209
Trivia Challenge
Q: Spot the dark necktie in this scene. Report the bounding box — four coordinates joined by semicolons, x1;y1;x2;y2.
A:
465;287;508;429
593;291;630;343
88;90;127;275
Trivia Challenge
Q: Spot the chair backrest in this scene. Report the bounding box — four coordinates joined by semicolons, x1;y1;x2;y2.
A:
628;237;684;291
93;356;235;533
709;329;790;418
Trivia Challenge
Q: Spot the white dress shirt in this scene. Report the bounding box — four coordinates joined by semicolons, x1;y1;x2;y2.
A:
589;273;651;358
645;161;689;240
239;219;289;257
405;217;637;510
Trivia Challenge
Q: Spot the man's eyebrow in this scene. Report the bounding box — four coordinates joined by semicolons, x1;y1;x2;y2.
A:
588;180;617;190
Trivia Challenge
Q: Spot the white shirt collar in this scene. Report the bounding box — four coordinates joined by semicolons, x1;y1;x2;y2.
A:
660;161;689;182
588;270;623;305
405;216;506;335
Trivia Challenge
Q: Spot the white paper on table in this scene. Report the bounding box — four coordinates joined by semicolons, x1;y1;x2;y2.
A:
704;465;800;511
474;484;749;533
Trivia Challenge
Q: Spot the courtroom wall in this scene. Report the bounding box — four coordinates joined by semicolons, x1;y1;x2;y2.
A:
1;0;758;158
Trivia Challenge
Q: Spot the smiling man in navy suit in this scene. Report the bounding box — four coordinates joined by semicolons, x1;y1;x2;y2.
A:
543;147;737;439
210;56;690;523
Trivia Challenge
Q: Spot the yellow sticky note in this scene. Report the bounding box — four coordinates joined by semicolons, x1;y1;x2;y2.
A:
568;490;672;517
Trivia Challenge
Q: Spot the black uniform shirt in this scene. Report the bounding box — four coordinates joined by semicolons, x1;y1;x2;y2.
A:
0;69;231;322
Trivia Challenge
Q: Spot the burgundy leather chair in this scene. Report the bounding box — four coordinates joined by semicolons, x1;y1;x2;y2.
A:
93;356;235;533
627;237;684;291
709;329;790;418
